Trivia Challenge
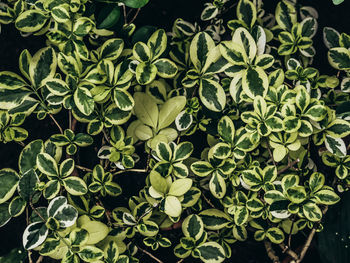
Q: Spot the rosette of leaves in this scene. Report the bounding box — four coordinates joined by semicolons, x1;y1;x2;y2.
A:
242;95;284;143
50;129;93;155
322;152;350;180
147;170;193;218
324;27;350;71
175;97;200;132
201;0;228;21
181;31;228;112
112;201;159;238
36;153;88;198
68;195;106;220
174;214;226;263
23;196;78;250
220;27;274;100
131;29;178;85
143;234;172;251
264;173;340;222
98;125;136;169
87;164;122;197
128;92;186;149
0;111;27;143
39;215;112;262
151;141;193;178
275;0;318;58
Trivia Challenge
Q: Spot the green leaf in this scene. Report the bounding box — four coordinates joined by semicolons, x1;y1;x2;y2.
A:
78;246;104;262
135;62;157;85
15;10;48;33
147;29;167;60
314;189;340;205
168;179;192;196
29;47;57;88
97;5;120;30
22;222;48;250
218;116;235;144
286;186;307;204
121;0;150;8
325;136;346;157
74;86;94;116
63;177;88;196
303;202;322;222
323;27;340;49
44;78;70;96
266;227;285;244
242;67;268;99
0;71;27;90
275;0;297;31
0;203;11;227
9;196;26;217
164;196;182;217
199;209;231;230
158;96;186;130
73;17;94;37
309;172;325;193
328;48;350;70
81;221;109;245
154;59;178;78
100;38;124;60
199;78;226;112
0;169;19;204
19;140;44;174
133;92;158;128
237;0;257;28
182;214;204;241
149;170;168;194
191;161;213;177
195;242;225;263
209;173;226;199
190;32;215;71
37;153;59;177
174;142;193;161
60;159;75;178
18;169;39;201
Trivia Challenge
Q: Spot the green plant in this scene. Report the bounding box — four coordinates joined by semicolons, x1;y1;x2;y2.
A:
0;0;349;263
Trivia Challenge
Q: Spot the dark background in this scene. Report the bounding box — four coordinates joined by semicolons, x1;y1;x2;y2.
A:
0;0;349;262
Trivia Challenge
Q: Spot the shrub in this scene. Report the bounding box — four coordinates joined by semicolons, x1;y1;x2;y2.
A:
0;0;349;262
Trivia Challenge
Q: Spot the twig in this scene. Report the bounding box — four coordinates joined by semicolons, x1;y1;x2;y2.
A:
202;193;215;208
176;259;184;263
279;243;298;260
113;168;147;175
75;165;92;172
28;251;33;263
296;229;316;263
29;202;46;222
49;114;63;134
127;8;140;25
277;159;300;175
122;4;127;24
36;255;44;263
264;241;280;263
15;141;26;147
137;246;164;263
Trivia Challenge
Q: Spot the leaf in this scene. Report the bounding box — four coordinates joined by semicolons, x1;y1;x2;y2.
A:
18;169;39;201
29;47;57;88
266;227;285;244
242;67;268;99
130;92;156;129
36;153;59;177
97;5;120;29
218;116;235;144
195;242;226;263
81;221;109;245
325;136;346;157
315;190;340;205
135;62;157;85
22;222;48;250
73;17;94;37
44;78;70;96
158;96;186;130
190;32;215;71
199;78;226;112
100;38;124;60
0;88;32;110
147;29;167;60
78;246;104;262
182;214;204;241
15;10;48;33
323;27;340;49
74;86;95;116
0;203;11;227
0;71;27;90
237;0;257;28
121;0;150;8
149;170;167;194
154;59;178;78
174;142;193;161
164;196;182;217
275;0;297;31
199;209;231;230
0;169;19;204
328;48;350;70
63;177;88;196
19;140;44;174
303;202;322;222
168;179;192;196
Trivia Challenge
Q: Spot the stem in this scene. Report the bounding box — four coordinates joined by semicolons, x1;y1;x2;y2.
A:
15;141;26;147
296;229;316;263
49;114;63;134
278;243;298;260
36;256;44;263
202;193;215;208
277;159;300;175
176;259;184;263
122;4;127;24
266;141;277;167
28;251;33;263
75;165;92;172
264;241;280;263
137;246;163;263
113;168;147;175
127;8;140;25
29;202;46;222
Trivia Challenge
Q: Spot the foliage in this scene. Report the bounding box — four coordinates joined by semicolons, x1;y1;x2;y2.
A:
0;0;349;262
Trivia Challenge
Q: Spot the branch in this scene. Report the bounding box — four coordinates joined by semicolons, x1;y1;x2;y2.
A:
113;168;147;175
127;8;140;25
137;246;164;263
296;229;316;263
278;243;298;260
75;165;92;172
264;241;280;263
36;255;44;263
49;114;63;134
277;159;299;175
